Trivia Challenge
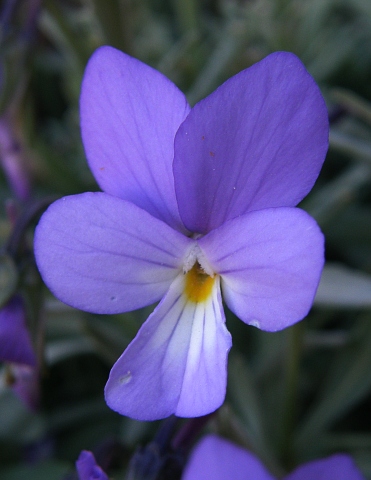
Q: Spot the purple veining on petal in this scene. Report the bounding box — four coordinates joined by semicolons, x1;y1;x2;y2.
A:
34;192;193;314
174;51;329;233
105;274;231;420
34;47;329;421
199;207;324;331
80;46;190;233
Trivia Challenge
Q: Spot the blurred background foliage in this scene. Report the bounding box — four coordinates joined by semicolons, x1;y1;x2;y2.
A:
1;0;371;478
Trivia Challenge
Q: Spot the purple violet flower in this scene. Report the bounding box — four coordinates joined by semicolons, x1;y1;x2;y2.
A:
76;451;108;480
182;435;365;480
0;296;36;367
34;46;328;420
0;296;39;409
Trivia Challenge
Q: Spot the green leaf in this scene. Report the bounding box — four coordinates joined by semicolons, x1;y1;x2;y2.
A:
315;263;371;308
332;88;371;126
0;461;70;480
330;130;371;164
294;319;371;457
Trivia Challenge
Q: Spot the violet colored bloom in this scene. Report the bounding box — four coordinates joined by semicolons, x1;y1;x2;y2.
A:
76;451;108;480
182;435;365;480
0;296;36;366
34;46;328;420
0;296;39;409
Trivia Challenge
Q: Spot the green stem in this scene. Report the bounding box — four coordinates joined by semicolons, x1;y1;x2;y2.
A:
172;0;199;36
280;321;303;468
90;0;134;54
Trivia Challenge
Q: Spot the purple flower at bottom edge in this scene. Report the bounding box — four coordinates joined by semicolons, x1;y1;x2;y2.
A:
182;435;365;480
76;451;108;480
34;46;328;420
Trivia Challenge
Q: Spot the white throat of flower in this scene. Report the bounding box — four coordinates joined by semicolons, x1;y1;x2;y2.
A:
182;243;216;304
182;242;214;277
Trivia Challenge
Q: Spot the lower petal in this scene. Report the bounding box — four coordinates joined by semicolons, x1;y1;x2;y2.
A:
104;274;231;420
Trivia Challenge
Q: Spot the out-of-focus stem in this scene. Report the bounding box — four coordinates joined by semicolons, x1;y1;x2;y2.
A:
279;321;303;468
171;412;215;452
90;0;133;54
172;0;199;36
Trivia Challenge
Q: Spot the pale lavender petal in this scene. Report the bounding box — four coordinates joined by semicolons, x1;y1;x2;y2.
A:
174;51;328;233
182;435;275;480
80;46;190;232
34;192;193;314
199;207;324;331
76;451;108;480
0;297;36;366
105;274;231;420
285;454;365;480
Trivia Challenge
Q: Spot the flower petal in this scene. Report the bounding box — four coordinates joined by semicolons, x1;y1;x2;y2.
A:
285;454;365;480
182;435;275;480
76;451;109;480
174;51;328;233
34;192;192;314
80;46;190;232
199;207;324;331
104;274;231;420
0;297;36;366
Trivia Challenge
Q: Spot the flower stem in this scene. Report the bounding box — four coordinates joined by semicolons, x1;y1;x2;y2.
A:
172;0;199;36
280;321;303;468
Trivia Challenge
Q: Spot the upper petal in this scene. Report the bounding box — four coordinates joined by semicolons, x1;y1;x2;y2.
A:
80;46;191;232
285;454;365;480
34;192;192;314
198;207;324;331
104;274;231;420
0;297;36;366
174;51;329;233
182;435;275;480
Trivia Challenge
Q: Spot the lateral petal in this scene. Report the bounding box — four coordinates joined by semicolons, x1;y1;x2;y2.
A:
199;207;324;331
182;435;275;480
174;52;328;233
80;46;190;232
34;192;192;314
104;274;231;420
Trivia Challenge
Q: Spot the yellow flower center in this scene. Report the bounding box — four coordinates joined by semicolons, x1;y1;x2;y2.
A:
184;262;216;303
